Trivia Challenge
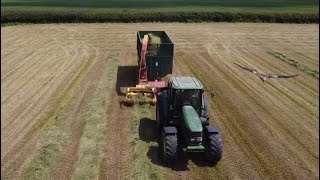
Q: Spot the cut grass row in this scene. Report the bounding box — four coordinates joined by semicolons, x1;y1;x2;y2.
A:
268;51;319;79
73;53;120;179
23;53;120;179
183;46;319;178
23;55;96;180
1;11;318;24
129;105;166;180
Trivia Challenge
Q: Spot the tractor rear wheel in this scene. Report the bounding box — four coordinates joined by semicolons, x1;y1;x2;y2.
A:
156;100;161;133
156;91;168;134
204;133;223;164
162;132;178;165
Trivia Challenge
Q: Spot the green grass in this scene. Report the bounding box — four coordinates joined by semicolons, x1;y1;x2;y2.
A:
23;54;95;180
129;105;166;180
1;0;318;11
25;143;61;180
1;0;319;23
268;51;319;79
23;53;120;180
73;53;120;179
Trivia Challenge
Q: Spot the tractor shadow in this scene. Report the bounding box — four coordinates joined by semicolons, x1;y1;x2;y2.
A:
139;118;188;171
139;118;157;143
139;118;216;170
116;66;138;107
187;153;218;167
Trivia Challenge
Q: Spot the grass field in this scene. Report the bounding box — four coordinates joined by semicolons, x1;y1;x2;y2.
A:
2;0;318;12
1;23;319;179
1;0;319;23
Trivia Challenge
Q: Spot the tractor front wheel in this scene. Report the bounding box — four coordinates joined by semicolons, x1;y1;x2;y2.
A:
162;132;178;165
204;133;223;164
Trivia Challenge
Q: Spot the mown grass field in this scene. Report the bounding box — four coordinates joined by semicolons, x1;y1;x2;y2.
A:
1;23;319;180
1;0;319;23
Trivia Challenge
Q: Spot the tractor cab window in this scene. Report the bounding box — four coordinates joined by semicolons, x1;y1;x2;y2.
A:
174;89;201;113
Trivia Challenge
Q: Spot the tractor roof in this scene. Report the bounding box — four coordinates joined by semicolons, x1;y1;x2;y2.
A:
170;77;203;90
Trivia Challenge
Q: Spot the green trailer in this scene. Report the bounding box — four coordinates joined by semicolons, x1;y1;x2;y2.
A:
137;31;174;81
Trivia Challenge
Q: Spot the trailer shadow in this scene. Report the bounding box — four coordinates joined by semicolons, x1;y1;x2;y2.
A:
116;66;138;96
116;66;138;107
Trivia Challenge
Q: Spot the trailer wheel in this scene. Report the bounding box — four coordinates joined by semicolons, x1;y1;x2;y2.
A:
204;133;223;164
162;132;178;165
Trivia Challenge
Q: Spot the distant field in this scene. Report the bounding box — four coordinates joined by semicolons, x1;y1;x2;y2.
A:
1;0;319;23
1;23;319;179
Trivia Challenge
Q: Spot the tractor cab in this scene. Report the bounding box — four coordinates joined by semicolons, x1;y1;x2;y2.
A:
169;77;207;123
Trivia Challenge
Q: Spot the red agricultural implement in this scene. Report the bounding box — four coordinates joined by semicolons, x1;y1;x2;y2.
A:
125;31;173;105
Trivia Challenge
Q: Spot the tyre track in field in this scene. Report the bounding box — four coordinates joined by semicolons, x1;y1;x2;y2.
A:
1;44;68;82
72;51;121;179
238;45;318;95
178;49;318;179
228;46;319;142
205;47;317;166
1;45;65;108
223;45;318;127
174;52;262;180
1;46;88;154
1;40;82;102
99;51;133;180
233;45;319;116
1;37;45;79
0;28;33;59
22;53;96;180
49;49;110;179
180;51;281;178
235;48;318;125
169;55;224;180
1;49;51;92
1;33;39;61
1;53;95;179
1;38;71;88
173;26;266;179
1;35;87;121
0;30;56;71
202;50;319;178
1;33;90;154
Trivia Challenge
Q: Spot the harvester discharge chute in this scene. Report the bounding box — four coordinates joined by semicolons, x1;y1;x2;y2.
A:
125;34;157;105
125;31;174;105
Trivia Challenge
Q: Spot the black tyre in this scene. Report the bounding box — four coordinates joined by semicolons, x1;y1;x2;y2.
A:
156;99;162;133
204;133;223;164
156;91;168;134
162;132;178;165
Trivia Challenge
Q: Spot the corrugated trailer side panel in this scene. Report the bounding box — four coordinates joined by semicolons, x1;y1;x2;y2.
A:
137;31;174;81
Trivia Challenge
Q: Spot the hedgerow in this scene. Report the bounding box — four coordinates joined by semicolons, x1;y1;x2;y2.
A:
1;11;318;24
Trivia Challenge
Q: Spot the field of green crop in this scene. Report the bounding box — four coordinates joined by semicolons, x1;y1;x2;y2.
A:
2;0;318;12
1;0;319;23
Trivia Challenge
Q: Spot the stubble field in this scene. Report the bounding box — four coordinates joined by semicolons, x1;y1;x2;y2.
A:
1;23;319;180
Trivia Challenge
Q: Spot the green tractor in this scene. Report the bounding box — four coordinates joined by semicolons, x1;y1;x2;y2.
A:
156;76;223;165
